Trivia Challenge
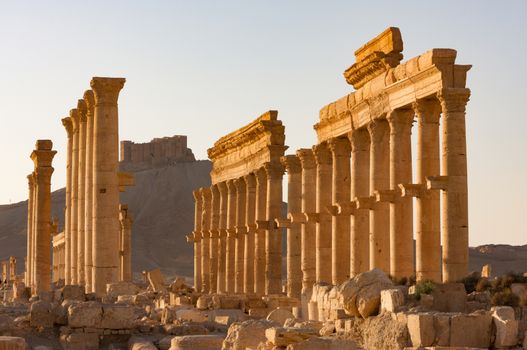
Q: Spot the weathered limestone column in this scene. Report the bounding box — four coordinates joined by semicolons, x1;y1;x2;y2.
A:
234;178;246;294
201;188;212;293
91;77;126;296
31;173;37;288
77;99;87;285
296;149;316;312
243;173;256;294
119;204;133;282
217;181;228;293
437;88;471;283
9;257;16;282
387;109;414;279
225;180;237;293
26;174;35;287
281;155;302;299
414;99;441;282
31;140;56;294
264;162;284;295
70;109;80;284
83;90;95;291
328;137;351;285
254;168;267;295
313;144;332;284
210;185;220;293
192;189;203;292
367;119;390;273
349;129;370;276
61;117;73;284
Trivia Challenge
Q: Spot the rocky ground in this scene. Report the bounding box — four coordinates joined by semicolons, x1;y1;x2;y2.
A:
2;268;527;349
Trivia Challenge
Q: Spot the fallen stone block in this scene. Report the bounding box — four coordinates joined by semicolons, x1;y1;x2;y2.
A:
147;269;166;292
209;309;246;325
221;319;276;350
100;304;136;329
266;308;295;326
265;327;318;347
407;313;434;347
196;295;212;310
0;336;27;350
29;300;54;328
286;336;360;349
170;294;191;306
62;285;85;301
60;332;99;350
380;289;405;313
431;283;467;312
432;313;450;346
492;306;519;348
169;335;224;350
128;336;157;350
175;309;208;322
449;312;492;348
68;302;102;328
106;281;140;301
248;308;269;318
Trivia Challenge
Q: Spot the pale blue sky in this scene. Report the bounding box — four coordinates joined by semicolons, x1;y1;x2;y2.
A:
0;0;526;246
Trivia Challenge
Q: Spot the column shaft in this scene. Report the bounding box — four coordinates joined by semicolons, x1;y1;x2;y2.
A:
119;205;132;281
243;174;256;294
192;189;203;292
84;90;95;291
26;174;34;287
61;117;73;285
70;109;79;284
77;100;87;285
217;182;228;293
234;178;246;293
225;180;236;293
210;185;220;293
201;188;212;293
265;162;284;295
254;168;267;295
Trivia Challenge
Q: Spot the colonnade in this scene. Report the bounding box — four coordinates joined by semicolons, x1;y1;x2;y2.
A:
1;257;16;283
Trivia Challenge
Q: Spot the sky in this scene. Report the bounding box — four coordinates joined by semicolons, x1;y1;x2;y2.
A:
0;0;526;246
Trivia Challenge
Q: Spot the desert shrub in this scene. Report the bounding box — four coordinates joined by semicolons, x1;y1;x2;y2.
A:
475;277;491;292
461;273;481;294
414;280;434;300
491;288;519;307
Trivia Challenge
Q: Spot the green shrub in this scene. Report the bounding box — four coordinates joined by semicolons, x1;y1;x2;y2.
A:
475;277;491;292
491;288;519;307
414;280;434;300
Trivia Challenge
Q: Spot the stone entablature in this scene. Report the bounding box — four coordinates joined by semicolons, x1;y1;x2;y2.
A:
208;110;287;184
120;135;195;170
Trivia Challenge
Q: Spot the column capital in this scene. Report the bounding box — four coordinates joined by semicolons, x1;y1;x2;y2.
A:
69;108;80;133
83;90;95;117
31;140;57;168
263;162;284;179
34;166;55;183
280;155;301;174
90;77;126;106
348;127;370;152
217;181;228;194
386;108;414;133
27;173;35;187
312;143;332;165
296;148;316;169
77;99;88;123
367;118;389;144
243;173;256;187
226;179;237;191
201;187;212;200
413;98;441;123
61;117;73;138
254;167;267;184
234;178;247;192
327;137;351;156
437;88;471;113
193;188;204;202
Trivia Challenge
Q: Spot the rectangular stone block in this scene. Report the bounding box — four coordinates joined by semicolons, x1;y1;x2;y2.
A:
380;289;405;313
449;313;492;348
62;285;86;301
100;304;135;329
432;313;450;346
407;313;435;347
29;301;54;328
68;302;102;328
0;336;28;350
60;333;99;350
431;283;467;312
265;327;318;347
147;269;166;292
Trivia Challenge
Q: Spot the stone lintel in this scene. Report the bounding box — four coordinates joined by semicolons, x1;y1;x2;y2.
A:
427;176;449;190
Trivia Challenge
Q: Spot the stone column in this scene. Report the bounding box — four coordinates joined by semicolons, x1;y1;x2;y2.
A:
225;180;237;293
234;178;246;294
387;109;414;279
313;144;332;284
31;173;37;288
61;117;73;285
83;90;95;291
254;168;267;295
210;185;220;293
77;99;87;285
296;149;316;312
367;119;390;273
31;140;56;294
243;173;256;294
349;128;370;277
414;99;441;282
437;88;471;283
9;257;16;282
26;173;35;287
201;188;212;293
119;204;133;282
328;137;351;285
281;155;302;299
91;77;126;296
70;109;80;284
264;162;284;295
192;189;203;292
217;181;228;293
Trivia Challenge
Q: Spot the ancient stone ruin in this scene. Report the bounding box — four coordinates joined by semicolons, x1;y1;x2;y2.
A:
1;27;527;350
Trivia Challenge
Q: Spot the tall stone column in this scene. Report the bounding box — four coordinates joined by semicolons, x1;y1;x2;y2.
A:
414;99;441;282
77;99;87;285
234;178;246;294
201;188;212;293
83;90;95;291
70;109;80;284
367;119;390;273
61;117;73;285
210;185;220;293
387;109;414;279
437;88;470;283
217;181;228;293
349;129;370;277
26;174;35;287
225;180;237;293
91;77;126;296
265;162;284;295
313;144;332;284
281;155;302;299
31;140;56;294
9;257;16;282
243;174;256;294
296;149;316;313
119;204;133;281
31;173;37;288
254;168;267;295
192;189;203;292
328;137;351;285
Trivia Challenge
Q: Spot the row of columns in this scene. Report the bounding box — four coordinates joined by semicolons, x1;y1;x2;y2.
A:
188;162;285;296
26;140;56;294
60;77;129;296
190;89;469;301
1;257;16;283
